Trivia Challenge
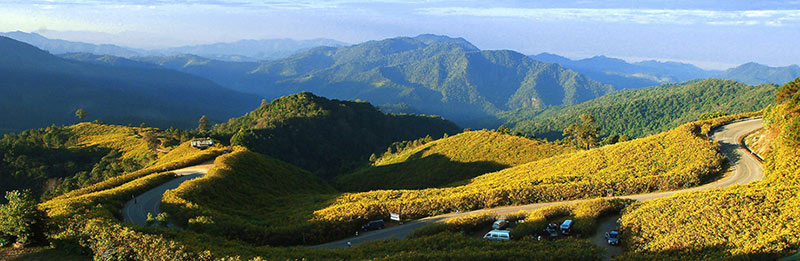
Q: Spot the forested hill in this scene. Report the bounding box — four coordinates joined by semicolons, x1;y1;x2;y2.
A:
217;92;461;177
501;79;776;139
244;34;613;126
0;36;261;133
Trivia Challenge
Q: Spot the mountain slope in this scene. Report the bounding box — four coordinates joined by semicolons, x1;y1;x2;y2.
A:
501;79;776;139
243;35;613;126
715;62;800;85
335;130;576;191
131;54;260;91
0;36;261;132
529;53;719;89
0;31;140;57
218;92;461;176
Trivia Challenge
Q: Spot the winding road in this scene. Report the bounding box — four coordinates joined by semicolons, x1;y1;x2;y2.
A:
122;161;214;226
118;119;764;257
310;118;765;250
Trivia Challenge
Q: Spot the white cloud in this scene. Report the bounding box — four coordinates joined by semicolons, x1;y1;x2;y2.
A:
415;7;800;26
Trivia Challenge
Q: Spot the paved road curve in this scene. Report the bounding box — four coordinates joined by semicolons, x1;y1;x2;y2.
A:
311;119;764;249
122;162;214;226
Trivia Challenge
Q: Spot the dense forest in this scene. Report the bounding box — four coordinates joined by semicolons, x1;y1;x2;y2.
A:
502;79;776;139
217;92;461;177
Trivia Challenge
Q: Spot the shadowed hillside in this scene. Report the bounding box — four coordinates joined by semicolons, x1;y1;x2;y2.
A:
0;36;261;133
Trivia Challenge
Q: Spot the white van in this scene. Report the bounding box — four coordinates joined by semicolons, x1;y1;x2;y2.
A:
483;230;512;241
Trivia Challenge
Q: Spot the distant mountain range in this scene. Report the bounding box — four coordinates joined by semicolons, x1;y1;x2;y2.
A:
152;38;349;61
530;52;799;88
0;36;261;133
0;31;347;62
9;31;798;131
529;53;720;89
95;35;611;127
715;62;800;86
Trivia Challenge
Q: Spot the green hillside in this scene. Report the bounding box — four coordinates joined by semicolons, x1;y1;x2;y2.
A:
0;36;261;133
619;77;800;259
335;130;576;191
217;92;461;177
502;79;776;139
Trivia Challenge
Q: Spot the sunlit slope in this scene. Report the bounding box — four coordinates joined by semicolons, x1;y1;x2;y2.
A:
1;122;222;199
335;130;576;191
314;120;726;223
162;147;340;245
620;77;800;260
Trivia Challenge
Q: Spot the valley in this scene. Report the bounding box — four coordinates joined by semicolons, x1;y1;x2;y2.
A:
1;6;799;259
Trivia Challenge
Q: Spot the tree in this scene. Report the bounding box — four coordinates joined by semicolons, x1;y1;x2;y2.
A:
142;132;160;150
776;76;800;103
198;115;210;131
155;212;170;227
0;190;46;247
563;113;600;150
497;126;511;135
74;108;87;120
146;212;156;226
261;99;268;107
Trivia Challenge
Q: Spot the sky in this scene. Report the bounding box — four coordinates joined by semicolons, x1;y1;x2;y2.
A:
2;0;800;69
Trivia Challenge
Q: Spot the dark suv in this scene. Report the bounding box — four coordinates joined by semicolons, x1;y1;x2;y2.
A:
362;220;385;231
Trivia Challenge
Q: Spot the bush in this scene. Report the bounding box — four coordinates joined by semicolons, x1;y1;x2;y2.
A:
0;190;48;247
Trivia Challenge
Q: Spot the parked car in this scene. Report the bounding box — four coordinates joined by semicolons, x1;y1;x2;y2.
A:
492;219;509;230
560;220;573;235
362;220;385;231
483;230;512;241
545;223;559;237
605;230;621;245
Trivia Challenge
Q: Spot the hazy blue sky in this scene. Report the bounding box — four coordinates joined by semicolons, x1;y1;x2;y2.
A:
2;0;800;69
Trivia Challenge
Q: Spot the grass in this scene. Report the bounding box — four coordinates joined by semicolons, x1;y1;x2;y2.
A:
161;147;341;245
335;130;576;191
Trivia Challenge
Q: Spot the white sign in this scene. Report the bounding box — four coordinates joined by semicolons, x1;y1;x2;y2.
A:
390;213;400;221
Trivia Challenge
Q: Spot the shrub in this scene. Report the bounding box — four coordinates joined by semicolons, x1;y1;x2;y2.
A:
0;190;47;247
